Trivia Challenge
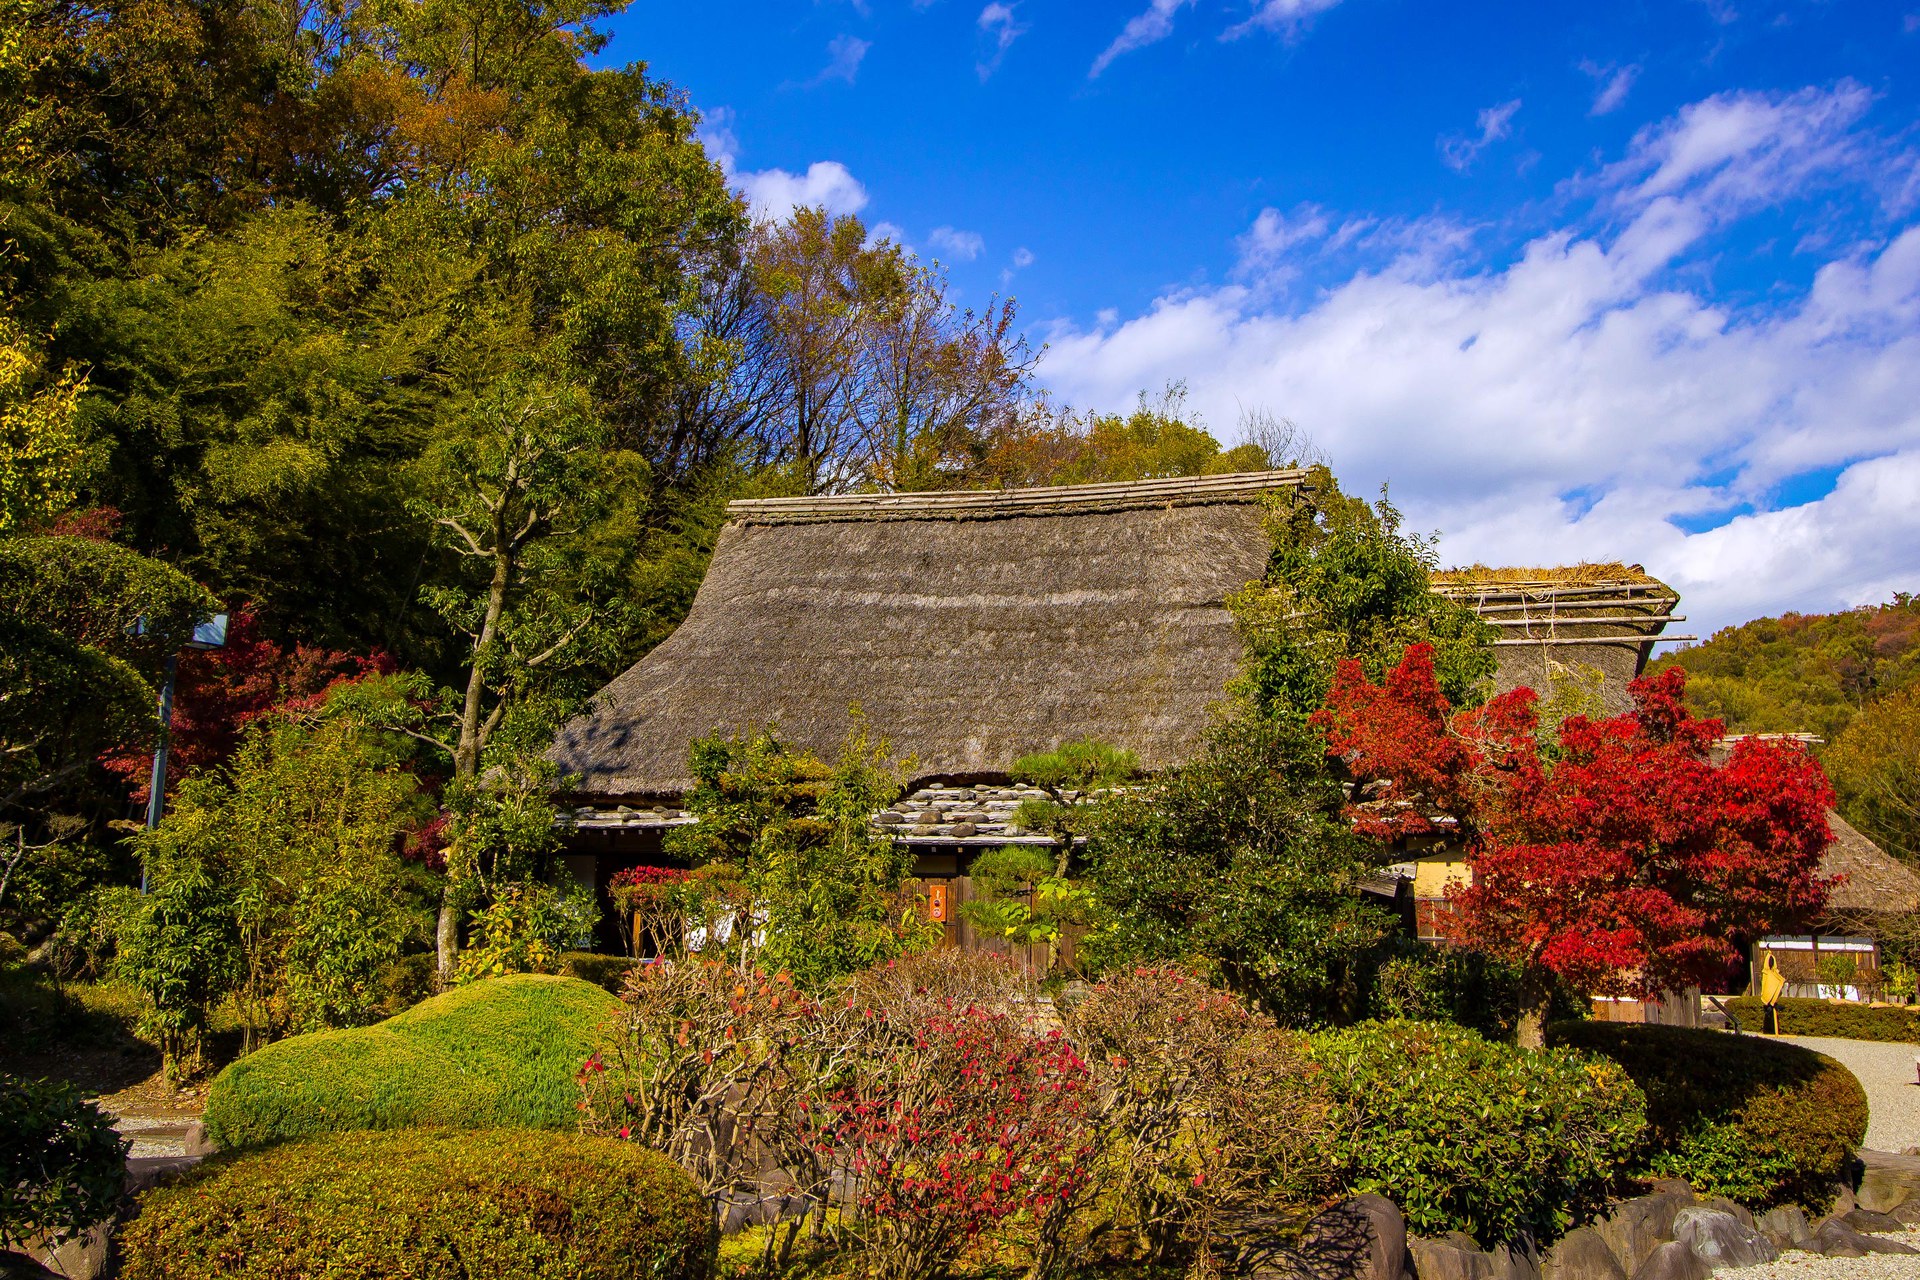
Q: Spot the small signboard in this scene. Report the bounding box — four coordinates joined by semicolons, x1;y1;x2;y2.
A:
927;883;948;923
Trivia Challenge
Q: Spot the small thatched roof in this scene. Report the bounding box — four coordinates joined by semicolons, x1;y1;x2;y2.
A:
1822;810;1920;915
1434;565;1686;715
551;471;1308;800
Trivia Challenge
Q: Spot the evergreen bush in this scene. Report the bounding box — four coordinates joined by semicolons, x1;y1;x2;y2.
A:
119;1128;715;1280
1723;996;1920;1043
202;974;619;1148
1549;1021;1868;1210
1309;1020;1646;1244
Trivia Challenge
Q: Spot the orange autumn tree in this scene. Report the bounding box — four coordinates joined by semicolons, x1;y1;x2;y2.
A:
1313;645;1835;1047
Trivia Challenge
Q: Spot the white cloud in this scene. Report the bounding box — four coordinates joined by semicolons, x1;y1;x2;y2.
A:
1439;99;1522;173
804;34;871;87
1012;246;1036;269
1223;0;1346;40
699;106;870;223
1090;0;1193;79
1581;61;1640;116
929;225;986;261
977;3;1028;80
1038;83;1920;636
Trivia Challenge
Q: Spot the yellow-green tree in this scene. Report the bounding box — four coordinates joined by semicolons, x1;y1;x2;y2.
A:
0;318;83;535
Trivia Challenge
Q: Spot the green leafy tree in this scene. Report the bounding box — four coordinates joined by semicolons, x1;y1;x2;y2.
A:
0;1074;130;1251
667;720;935;988
1825;682;1920;864
126;696;435;1059
0;534;215;833
0;317;85;534
1229;468;1496;729
1084;714;1395;1024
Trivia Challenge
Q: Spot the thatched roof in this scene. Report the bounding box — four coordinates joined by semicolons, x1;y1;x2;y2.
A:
1822;810;1920;915
551;471;1308;800
1434;566;1688;715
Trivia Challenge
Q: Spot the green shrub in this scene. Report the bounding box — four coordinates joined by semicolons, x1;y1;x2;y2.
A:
119;1128;715;1280
1548;1022;1867;1210
1361;941;1588;1042
1308;1020;1646;1244
371;952;437;1015
202;974;619;1148
1724;996;1920;1043
0;1073;129;1249
559;952;643;993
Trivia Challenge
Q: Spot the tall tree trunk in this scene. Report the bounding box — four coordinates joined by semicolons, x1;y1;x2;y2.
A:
1516;958;1554;1050
437;533;514;982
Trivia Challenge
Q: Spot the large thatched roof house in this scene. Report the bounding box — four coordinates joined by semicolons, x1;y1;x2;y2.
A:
550;472;1686;882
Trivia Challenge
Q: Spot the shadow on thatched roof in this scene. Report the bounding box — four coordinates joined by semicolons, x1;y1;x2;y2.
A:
1822;809;1920;915
550;471;1309;801
1435;564;1688;715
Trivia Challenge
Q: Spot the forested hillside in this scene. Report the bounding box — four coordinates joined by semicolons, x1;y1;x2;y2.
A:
1650;595;1920;861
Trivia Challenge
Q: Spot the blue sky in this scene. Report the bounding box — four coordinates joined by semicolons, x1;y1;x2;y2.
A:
601;1;1920;637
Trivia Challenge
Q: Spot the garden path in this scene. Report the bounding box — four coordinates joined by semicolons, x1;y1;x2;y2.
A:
1741;1230;1920;1280
1779;1036;1920;1153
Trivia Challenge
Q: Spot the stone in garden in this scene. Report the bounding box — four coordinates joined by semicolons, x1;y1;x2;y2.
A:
1544;1227;1627;1280
1857;1149;1920;1215
948;822;977;837
1492;1239;1543;1280
1293;1194;1406;1280
1813;1219;1919;1257
1650;1181;1699;1201
1629;1241;1709;1280
875;811;905;824
1597;1193;1691;1275
1671;1207;1777;1268
1699;1199;1753;1230
1409;1235;1496;1280
1754;1206;1812;1251
1842;1206;1906;1234
182;1119;217;1157
0;1251;63;1280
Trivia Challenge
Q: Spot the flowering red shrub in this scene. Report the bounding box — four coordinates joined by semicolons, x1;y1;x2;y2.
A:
608;866;692;956
806;1007;1093;1280
1315;645;1835;1043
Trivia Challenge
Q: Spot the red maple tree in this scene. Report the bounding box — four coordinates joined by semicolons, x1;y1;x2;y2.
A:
1314;645;1835;1046
100;606;387;805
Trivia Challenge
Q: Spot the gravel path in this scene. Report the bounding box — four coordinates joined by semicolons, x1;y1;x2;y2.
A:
1778;1036;1920;1153
1736;1231;1920;1280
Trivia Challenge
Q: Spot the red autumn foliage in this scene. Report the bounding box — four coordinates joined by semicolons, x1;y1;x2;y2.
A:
803;1007;1094;1280
99;605;389;804
1314;644;1835;1000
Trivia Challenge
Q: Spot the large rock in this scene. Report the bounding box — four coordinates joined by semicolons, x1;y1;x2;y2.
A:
1671;1208;1777;1269
1843;1207;1906;1234
1597;1194;1691;1276
1813;1219;1920;1257
1630;1241;1709;1280
1754;1205;1813;1251
1699;1199;1754;1231
1411;1236;1498;1280
1858;1149;1920;1216
1544;1227;1626;1280
1293;1195;1408;1280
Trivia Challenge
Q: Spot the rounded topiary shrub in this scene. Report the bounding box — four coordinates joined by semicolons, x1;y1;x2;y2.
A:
119;1128;716;1280
203;974;620;1148
1548;1021;1867;1211
1308;1020;1647;1244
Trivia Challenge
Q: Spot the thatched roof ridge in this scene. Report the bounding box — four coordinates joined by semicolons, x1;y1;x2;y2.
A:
1438;566;1685;714
727;470;1312;525
551;471;1308;800
1822;810;1920;915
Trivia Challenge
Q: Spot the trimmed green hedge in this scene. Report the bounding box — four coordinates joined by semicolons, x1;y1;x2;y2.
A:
1308;1021;1647;1244
1725;996;1920;1043
1548;1022;1867;1210
558;952;644;993
203;974;620;1148
119;1128;715;1280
